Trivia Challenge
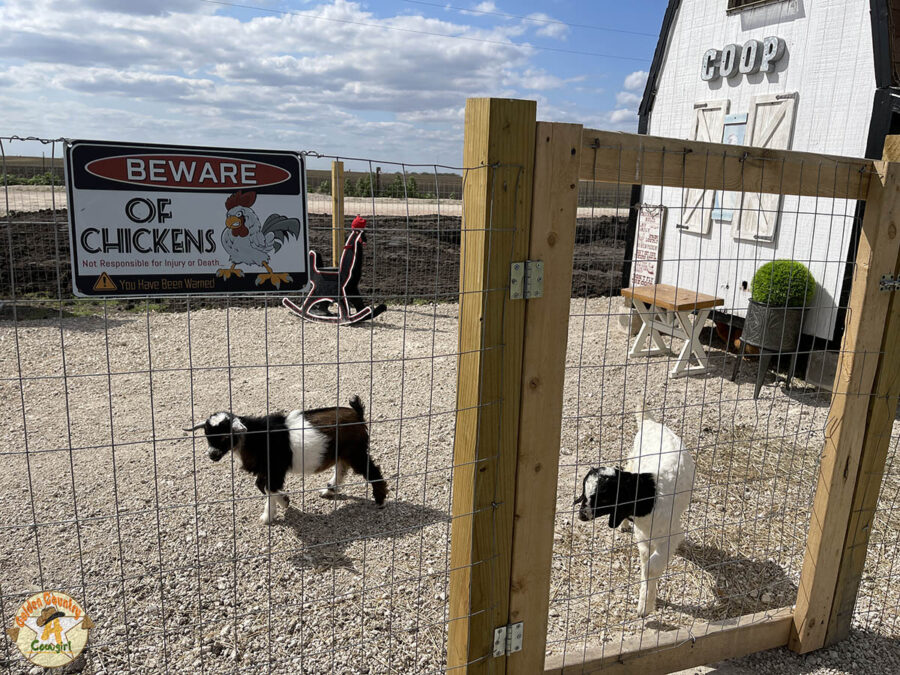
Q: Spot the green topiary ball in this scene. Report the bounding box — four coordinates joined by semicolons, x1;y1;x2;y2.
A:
751;260;816;307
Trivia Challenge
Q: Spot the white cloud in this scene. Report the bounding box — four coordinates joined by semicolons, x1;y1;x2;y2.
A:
527;13;568;40
615;91;641;107
0;0;620;163
623;70;648;92
609;109;636;124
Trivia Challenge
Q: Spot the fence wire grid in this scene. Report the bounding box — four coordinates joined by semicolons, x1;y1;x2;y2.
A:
0;136;508;674
546;140;900;668
3;132;900;675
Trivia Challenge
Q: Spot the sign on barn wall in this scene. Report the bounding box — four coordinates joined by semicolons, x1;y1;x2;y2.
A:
65;141;308;297
631;205;666;287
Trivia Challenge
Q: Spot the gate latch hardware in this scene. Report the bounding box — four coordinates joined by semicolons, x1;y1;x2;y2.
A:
880;275;900;292
510;261;544;300
492;622;524;657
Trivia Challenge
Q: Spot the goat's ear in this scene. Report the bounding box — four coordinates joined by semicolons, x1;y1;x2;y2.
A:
231;417;248;434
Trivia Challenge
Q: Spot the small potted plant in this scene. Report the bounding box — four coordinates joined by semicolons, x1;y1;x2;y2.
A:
742;259;816;353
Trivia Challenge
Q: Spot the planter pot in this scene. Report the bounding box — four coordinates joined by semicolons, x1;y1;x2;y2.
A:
741;299;805;353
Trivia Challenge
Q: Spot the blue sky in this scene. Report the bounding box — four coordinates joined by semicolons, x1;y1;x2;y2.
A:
0;0;669;166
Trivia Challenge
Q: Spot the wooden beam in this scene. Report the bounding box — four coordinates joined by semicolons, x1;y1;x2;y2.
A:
824;137;900;645
580;129;874;200
448;97;536;673
506;122;582;674
331;160;345;267
790;153;900;652
544;608;793;675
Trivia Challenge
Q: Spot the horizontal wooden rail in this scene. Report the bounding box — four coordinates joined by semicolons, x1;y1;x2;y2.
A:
580;129;875;201
544;607;793;675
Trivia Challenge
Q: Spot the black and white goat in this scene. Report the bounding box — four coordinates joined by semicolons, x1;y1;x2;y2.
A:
185;396;388;524
573;414;695;616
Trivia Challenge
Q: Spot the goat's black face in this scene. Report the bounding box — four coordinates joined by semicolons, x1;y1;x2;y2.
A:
201;412;246;461
573;467;656;528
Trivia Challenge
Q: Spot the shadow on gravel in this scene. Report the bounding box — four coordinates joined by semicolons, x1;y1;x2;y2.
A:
278;497;449;572
666;540;798;621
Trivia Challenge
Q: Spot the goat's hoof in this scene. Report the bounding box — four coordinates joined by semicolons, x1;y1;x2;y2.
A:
319;487;338;499
259;513;274;525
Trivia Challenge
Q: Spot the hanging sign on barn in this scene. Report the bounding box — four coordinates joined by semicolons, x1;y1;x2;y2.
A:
631;205;666;287
65;140;308;297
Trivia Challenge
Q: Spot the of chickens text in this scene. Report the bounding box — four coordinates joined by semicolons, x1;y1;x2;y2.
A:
80;197;217;255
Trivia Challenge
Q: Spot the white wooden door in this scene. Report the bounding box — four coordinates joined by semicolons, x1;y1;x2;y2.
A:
734;93;798;241
677;100;729;234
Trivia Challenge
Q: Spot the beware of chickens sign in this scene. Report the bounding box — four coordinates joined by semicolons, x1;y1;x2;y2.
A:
65;140;308;296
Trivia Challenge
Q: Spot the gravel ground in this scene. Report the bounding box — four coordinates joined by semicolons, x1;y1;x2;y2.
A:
1;297;898;674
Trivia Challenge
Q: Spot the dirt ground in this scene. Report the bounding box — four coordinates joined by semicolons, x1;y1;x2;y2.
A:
0;210;628;303
1;297;898;674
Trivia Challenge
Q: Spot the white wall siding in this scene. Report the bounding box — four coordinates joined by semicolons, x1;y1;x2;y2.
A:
643;0;875;339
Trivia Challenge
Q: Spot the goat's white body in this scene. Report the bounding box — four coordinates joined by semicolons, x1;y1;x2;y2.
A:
626;415;695;616
285;410;331;474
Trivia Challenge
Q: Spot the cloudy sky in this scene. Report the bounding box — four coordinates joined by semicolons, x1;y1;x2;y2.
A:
0;0;667;167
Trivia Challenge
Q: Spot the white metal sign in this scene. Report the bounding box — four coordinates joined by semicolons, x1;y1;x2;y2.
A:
65;141;308;296
631;205;666;287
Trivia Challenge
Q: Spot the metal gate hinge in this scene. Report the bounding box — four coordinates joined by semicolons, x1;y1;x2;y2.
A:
510;261;544;300
492;622;523;657
881;275;900;292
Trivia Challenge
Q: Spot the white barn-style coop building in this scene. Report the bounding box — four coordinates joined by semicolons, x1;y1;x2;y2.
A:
631;0;900;345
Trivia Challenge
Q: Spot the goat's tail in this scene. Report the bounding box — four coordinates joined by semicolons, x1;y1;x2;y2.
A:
349;395;366;421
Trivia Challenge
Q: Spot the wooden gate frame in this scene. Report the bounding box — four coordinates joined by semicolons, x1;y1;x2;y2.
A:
448;97;900;674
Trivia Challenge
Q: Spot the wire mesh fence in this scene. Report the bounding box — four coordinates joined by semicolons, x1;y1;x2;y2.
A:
545;136;900;669
4;119;900;675
0;136;512;674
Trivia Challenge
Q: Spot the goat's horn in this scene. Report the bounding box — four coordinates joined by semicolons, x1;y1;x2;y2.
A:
183;422;206;432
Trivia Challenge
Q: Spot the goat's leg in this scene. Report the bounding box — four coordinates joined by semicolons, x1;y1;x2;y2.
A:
259;490;280;524
319;461;348;499
347;452;388;507
636;540;652;617
640;535;680;616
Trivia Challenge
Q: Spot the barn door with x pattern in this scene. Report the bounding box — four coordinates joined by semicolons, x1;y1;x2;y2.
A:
735;93;798;241
677;100;729;234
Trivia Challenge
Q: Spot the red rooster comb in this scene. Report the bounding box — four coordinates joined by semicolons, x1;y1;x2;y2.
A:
225;190;257;210
351;215;367;229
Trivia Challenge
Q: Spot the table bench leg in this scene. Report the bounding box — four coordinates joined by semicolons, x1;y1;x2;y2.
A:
628;300;670;358
669;309;712;378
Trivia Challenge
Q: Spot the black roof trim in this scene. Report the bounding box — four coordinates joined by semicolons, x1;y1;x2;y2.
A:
871;0;892;89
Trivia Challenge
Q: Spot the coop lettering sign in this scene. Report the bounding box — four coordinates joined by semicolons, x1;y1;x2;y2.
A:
65;141;309;297
701;37;785;81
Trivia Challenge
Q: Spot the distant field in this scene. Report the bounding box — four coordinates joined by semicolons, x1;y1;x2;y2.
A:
1;185;629;219
4;156;632;208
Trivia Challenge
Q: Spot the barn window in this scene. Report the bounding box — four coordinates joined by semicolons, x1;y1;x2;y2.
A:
726;0;789;12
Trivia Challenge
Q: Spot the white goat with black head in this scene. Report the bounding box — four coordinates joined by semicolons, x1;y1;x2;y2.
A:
186;396;387;524
573;414;695;616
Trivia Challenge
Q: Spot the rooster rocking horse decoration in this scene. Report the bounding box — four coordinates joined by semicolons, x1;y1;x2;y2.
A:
282;216;387;324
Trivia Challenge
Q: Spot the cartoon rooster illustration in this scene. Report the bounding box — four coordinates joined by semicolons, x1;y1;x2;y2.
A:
217;190;302;288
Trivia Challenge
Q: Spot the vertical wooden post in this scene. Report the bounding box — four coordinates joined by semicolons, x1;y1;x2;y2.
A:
506;122;582;674
790;140;900;653
331;160;345;266
822;137;900;644
448;98;536;673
